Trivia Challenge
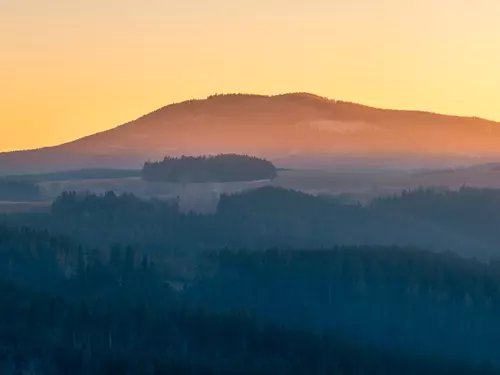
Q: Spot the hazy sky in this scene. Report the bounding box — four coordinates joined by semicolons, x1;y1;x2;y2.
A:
1;0;500;151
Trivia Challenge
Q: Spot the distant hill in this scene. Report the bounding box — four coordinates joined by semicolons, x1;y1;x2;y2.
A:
4;168;142;183
2;93;500;173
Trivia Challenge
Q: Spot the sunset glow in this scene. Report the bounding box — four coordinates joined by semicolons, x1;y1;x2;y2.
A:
1;0;500;151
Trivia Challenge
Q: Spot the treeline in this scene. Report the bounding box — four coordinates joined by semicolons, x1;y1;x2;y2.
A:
5;186;500;257
142;154;277;183
187;247;500;367
217;186;500;257
51;191;179;219
0;179;43;201
0;225;498;374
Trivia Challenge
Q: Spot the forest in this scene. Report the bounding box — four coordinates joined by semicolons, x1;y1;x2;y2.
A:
2;187;500;373
0;226;498;374
4;186;500;258
142;154;278;183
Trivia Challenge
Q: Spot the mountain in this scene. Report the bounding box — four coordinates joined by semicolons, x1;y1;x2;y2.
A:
2;93;500;174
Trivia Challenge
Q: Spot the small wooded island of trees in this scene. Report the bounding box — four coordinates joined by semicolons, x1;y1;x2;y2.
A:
142;154;278;183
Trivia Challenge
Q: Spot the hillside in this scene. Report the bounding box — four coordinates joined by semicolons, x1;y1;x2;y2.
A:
2;93;500;173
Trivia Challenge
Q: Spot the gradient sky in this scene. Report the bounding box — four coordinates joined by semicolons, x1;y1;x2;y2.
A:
1;0;500;152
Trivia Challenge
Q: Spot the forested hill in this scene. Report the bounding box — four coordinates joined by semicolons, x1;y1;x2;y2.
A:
142;154;277;183
3;93;500;174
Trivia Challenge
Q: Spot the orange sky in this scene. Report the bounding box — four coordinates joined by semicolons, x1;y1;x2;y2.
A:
1;0;500;152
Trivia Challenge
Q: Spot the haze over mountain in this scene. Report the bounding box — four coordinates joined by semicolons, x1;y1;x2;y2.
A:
2;93;500;174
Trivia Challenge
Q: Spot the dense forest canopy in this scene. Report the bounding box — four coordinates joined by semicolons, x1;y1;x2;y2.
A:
142;154;278;183
51;190;179;219
1;187;500;373
0;225;498;374
5;186;500;258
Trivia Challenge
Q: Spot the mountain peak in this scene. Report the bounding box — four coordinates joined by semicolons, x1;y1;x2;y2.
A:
274;92;333;101
1;93;500;173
